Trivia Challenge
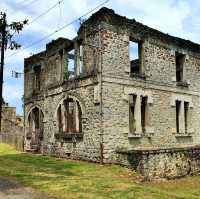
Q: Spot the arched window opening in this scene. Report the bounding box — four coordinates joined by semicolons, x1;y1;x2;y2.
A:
27;107;44;141
57;98;82;134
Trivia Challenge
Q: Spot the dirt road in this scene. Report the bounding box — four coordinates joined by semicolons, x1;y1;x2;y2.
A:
0;177;60;199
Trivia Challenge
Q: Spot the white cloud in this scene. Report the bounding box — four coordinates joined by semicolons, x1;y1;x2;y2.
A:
113;0;194;41
1;0;200;114
3;83;23;102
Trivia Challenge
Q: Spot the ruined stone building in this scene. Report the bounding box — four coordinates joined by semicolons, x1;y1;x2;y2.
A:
1;103;23;134
24;7;200;180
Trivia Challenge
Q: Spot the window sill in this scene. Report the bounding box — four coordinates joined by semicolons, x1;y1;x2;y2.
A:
63;70;97;82
32;89;41;95
128;133;142;138
128;127;154;138
26;133;32;140
175;133;193;138
62;133;83;139
55;133;83;140
145;133;154;138
176;81;189;87
26;136;32;140
130;73;146;80
128;132;154;139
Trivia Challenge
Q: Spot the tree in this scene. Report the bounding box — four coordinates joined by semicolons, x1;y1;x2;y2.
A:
0;12;28;131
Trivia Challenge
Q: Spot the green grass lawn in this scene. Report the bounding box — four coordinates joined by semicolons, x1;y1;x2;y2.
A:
0;144;200;199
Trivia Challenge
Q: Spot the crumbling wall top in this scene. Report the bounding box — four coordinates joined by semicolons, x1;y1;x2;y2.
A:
46;37;73;51
81;7;200;53
24;37;73;67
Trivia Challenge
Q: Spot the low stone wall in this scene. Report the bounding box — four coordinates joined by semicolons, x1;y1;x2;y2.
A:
0;119;24;152
0;133;24;151
117;146;200;180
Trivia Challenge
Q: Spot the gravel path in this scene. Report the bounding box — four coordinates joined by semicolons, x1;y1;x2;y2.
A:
0;177;61;199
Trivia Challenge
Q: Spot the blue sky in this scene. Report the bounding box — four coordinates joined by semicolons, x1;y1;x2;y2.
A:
1;0;200;115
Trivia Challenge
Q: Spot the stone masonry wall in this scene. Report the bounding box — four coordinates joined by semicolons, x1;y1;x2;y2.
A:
100;22;200;166
117;146;200;181
25;77;102;162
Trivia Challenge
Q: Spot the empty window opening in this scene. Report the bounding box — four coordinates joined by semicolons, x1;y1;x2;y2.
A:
130;40;139;74
141;96;147;133
176;100;181;133
62;49;68;81
34;65;41;91
79;44;84;74
57;98;82;134
66;99;75;133
184;101;189;133
176;52;185;82
57;105;62;132
68;49;75;79
32;108;40;129
59;49;63;60
129;39;143;75
129;95;136;133
56;49;65;81
27;107;44;143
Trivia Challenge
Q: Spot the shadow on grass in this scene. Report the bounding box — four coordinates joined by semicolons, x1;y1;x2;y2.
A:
0;177;22;192
1;149;200;199
0;153;77;178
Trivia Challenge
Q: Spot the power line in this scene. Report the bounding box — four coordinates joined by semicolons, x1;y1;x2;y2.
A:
5;0;110;60
4;0;64;56
28;0;64;26
4;0;63;26
3;0;29;13
5;0;41;15
57;0;62;29
17;0;30;5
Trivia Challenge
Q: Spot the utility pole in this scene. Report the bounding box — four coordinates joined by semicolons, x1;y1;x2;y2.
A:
0;13;6;132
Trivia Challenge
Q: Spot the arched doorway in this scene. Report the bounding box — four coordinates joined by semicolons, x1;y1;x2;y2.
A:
26;107;44;152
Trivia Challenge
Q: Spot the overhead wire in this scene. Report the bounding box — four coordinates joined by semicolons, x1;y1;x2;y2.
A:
4;0;64;61
5;0;110;60
28;0;64;26
5;0;41;15
4;0;63;26
17;0;31;6
57;0;62;29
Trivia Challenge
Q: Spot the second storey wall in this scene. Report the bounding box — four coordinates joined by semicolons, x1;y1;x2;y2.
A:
145;40;200;91
100;22;200;92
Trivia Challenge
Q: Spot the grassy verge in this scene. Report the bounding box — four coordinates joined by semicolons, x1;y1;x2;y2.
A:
0;144;200;199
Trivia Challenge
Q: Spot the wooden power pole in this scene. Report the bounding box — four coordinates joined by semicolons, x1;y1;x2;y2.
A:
0;13;6;132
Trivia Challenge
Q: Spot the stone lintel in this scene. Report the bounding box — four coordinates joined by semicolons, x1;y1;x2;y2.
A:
175;134;193;138
124;87;153;104
171;94;193;108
